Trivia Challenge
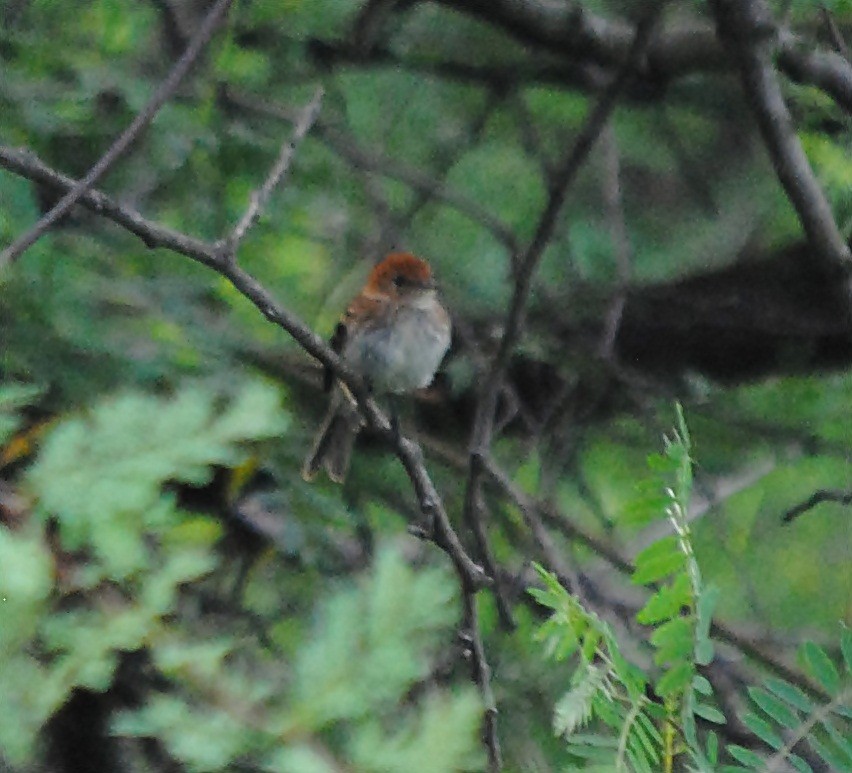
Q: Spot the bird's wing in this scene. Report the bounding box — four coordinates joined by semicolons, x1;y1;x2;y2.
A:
323;294;389;392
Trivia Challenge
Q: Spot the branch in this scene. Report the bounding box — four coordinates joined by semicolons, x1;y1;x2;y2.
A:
219;88;325;259
710;0;852;306
461;592;501;773
223;88;521;254
0;143;488;594
433;0;852;114
783;488;852;523
462;9;661;599
0;0;234;266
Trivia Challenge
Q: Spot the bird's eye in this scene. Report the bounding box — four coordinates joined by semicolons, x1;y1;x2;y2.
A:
393;275;406;288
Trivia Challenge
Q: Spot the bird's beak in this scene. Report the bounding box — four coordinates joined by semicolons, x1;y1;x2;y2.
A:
422;278;437;290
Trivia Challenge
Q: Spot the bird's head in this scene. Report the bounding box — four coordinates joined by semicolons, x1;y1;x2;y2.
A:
365;252;437;301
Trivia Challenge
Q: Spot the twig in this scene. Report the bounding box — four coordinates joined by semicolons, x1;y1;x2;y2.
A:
598;122;632;361
820;3;851;63
463;473;517;630
0;143;488;594
482;458;579;588
710;0;852;306
461;590;502;773
0;0;233;267
219;88;325;260
222;88;521;254
783;488;852;523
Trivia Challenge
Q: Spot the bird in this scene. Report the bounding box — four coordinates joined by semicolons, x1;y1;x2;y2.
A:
302;252;451;483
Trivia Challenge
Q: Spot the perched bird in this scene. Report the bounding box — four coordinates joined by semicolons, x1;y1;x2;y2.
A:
302;252;451;483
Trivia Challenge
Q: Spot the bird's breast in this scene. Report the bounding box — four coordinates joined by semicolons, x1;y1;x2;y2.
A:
345;304;450;394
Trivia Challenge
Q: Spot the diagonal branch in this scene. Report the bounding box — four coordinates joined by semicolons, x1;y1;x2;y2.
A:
710;0;852;306
0;0;234;267
0;143;488;594
222;88;521;254
783;488;852;523
462;9;662;595
220;88;325;260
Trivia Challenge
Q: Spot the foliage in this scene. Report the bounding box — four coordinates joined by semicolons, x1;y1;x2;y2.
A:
724;635;852;773
530;564;664;772
2;0;852;770
0;384;482;771
530;411;852;771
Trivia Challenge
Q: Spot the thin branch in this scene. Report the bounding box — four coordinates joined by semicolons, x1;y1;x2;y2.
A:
220;88;325;259
222;88;521;254
461;591;502;773
783;488;852;523
710;0;852;305
0;143;488;594
482;457;579;588
598;122;632;361
462;10;661;603
819;3;851;64
463;477;517;630
469;10;660;457
0;0;234;267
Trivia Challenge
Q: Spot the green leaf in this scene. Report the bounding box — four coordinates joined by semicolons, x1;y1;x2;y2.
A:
637;573;691;625
695;585;719;643
764;677;814;713
785;754;813;773
742;711;783;749
694;702;726;724
553;665;604;737
650;617;694;664
841;625;852;674
810;734;852;770
27;381;287;570
695;638;715;667
747;686;800;729
726;744;767;768
801;641;840;695
632;536;686;585
820;716;852;760
707;730;719;763
656;661;693;698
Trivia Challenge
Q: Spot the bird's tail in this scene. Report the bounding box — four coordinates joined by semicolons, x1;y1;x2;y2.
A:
301;395;360;483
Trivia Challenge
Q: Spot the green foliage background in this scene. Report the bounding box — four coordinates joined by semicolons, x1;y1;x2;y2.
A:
1;0;851;771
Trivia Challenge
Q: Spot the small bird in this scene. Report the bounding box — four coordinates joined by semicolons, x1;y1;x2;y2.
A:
302;252;451;483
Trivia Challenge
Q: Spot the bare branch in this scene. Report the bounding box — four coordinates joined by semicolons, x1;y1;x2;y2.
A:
0;143;488;594
598;122;631;361
223;88;521;254
469;10;660;458
819;3;851;63
461;592;501;773
710;0;852;306
783;488;852;523
220;88;325;260
460;11;662;605
0;0;234;266
434;0;852;114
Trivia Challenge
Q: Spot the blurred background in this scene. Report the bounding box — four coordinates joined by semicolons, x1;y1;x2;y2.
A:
1;0;850;771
